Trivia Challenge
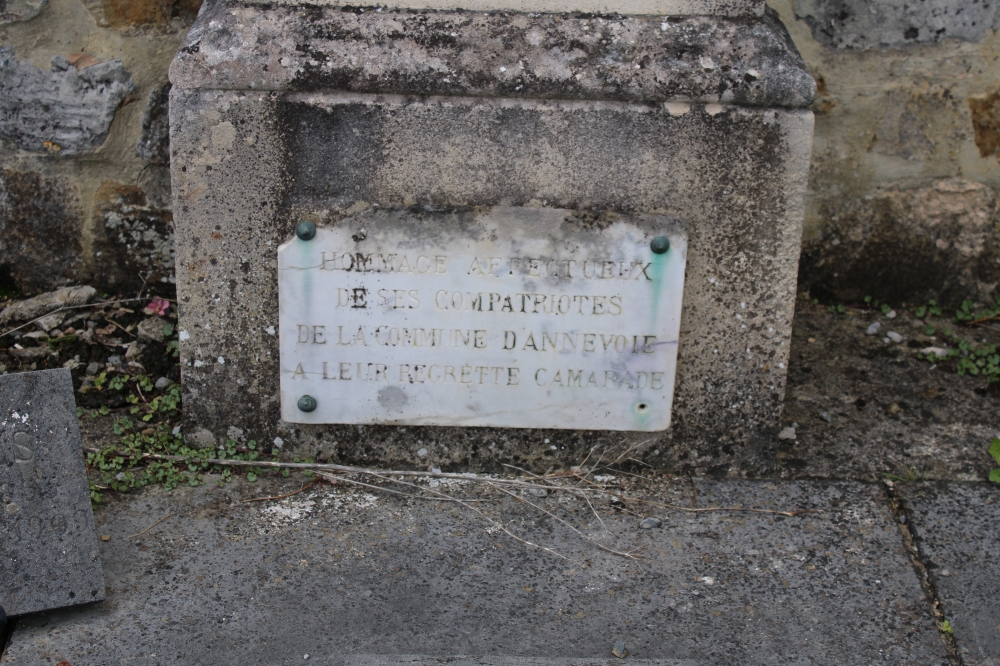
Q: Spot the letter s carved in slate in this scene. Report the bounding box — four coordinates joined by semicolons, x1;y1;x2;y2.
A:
13;431;35;489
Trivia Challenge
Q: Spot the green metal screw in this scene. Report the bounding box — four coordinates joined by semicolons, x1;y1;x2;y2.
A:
297;395;317;412
650;236;670;254
296;220;317;241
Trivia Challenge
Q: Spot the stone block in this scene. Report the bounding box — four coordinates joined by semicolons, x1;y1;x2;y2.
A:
91;182;175;290
0;47;134;155
169;3;813;473
0;0;46;24
83;0;201;30
170;6;815;108
0;286;95;326
0;368;105;617
794;0;1000;50
0;169;84;295
970;91;1000;160
799;179;1000;307
243;0;764;17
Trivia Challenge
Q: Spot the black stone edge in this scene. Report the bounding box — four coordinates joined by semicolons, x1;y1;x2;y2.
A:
170;0;816;109
0;603;10;661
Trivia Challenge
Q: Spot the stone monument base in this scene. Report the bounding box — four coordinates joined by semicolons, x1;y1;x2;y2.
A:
169;2;814;474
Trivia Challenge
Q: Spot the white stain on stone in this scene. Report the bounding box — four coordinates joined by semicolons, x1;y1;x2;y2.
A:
258;499;316;533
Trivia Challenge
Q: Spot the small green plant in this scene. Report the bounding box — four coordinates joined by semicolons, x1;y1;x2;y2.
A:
89;405;110;418
884;467;921;483
863;296;894;315
827;304;846;314
914;299;943;319
918;334;1000;385
941;620;953;635
76;321;299;502
86;425;281;502
954;298;1000;325
293;457;316;480
989;438;1000;484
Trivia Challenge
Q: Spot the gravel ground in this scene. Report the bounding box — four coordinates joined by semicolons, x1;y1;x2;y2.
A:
1;288;997;482
779;294;1000;482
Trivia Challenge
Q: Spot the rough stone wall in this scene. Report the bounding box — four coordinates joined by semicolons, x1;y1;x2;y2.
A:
0;0;196;295
770;0;1000;306
2;0;998;309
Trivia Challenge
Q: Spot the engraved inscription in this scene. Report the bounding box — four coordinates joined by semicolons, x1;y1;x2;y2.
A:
14;431;35;487
278;208;687;431
0;369;107;615
2;512;71;543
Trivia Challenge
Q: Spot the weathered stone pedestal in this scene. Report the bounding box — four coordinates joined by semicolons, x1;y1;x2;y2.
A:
169;0;814;474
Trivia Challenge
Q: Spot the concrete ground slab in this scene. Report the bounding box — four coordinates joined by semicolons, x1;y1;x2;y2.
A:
3;477;947;665
901;482;1000;666
341;658;694;665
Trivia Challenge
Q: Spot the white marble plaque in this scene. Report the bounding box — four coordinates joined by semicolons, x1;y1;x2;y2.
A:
278;207;686;431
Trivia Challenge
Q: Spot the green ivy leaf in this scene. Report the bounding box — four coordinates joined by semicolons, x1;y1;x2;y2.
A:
990;468;1000;484
989;438;1000;465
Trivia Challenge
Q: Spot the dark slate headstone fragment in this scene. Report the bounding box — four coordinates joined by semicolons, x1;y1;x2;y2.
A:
0;368;105;616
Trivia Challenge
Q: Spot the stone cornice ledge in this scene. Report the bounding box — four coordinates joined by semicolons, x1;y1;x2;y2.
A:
239;0;765;17
170;2;816;108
